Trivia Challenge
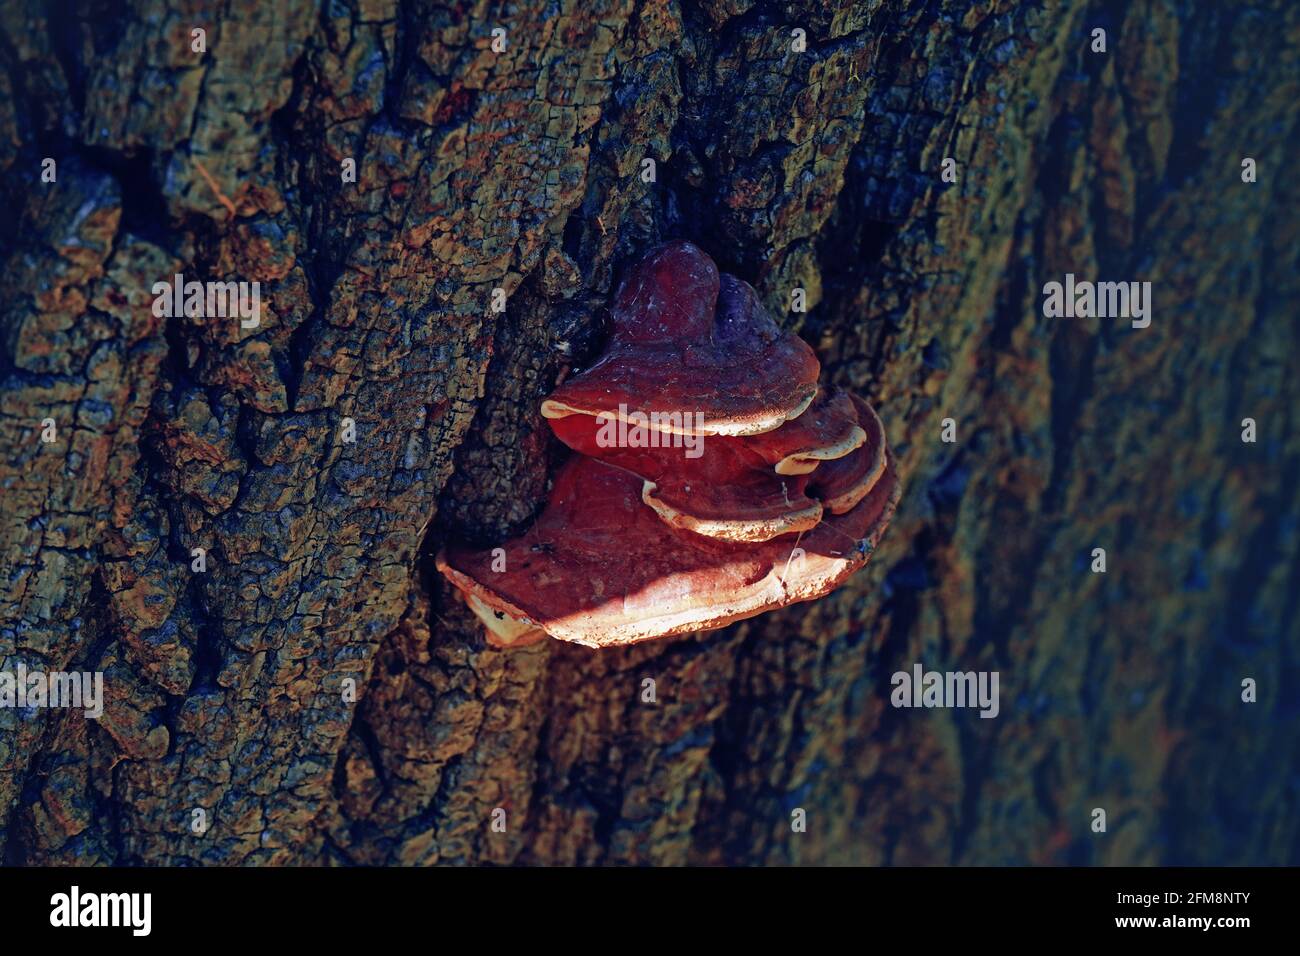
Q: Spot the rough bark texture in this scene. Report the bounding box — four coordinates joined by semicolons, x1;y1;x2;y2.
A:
1;0;1297;866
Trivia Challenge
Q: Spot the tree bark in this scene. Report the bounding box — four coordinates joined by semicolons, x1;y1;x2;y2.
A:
1;0;1297;865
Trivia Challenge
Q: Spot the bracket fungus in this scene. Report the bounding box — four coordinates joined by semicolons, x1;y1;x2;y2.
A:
437;241;900;649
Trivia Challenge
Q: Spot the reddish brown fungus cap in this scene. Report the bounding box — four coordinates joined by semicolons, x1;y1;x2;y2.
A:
806;395;889;515
549;384;865;475
741;386;867;475
436;453;900;649
544;385;871;542
540;242;820;436
547;411;824;542
646;391;884;540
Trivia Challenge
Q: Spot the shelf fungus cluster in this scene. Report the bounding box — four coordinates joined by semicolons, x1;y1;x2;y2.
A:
437;242;900;649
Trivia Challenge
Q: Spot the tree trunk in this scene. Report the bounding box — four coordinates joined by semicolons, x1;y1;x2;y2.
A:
1;0;1297;866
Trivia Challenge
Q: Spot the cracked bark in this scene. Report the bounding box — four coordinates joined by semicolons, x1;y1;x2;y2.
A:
1;0;1297;865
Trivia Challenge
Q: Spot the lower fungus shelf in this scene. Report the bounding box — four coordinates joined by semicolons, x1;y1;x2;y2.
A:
438;451;899;649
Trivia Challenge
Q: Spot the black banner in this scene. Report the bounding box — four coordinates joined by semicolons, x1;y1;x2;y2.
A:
1;866;1285;943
